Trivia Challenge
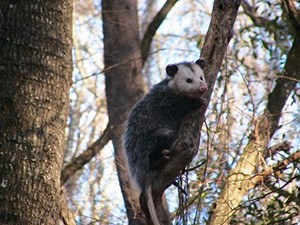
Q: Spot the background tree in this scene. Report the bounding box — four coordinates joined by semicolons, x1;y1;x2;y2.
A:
0;0;72;225
101;0;146;224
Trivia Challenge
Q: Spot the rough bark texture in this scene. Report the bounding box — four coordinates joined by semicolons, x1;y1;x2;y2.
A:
0;1;72;225
101;1;146;224
207;1;300;224
140;0;241;224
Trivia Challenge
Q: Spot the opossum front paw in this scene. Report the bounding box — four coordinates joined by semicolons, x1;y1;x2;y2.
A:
151;149;170;167
161;149;170;159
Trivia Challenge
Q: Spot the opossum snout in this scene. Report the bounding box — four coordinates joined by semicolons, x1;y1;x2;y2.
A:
199;85;208;94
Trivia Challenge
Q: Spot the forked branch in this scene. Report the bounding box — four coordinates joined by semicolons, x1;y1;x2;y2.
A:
139;1;242;224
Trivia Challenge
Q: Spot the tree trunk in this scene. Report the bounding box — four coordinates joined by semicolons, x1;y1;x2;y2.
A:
0;1;72;224
145;0;241;223
101;0;146;224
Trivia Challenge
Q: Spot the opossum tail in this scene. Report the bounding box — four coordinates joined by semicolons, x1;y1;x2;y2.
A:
144;181;160;225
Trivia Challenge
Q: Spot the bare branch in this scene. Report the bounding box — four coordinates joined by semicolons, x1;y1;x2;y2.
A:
141;0;179;65
266;141;291;159
61;124;110;185
272;149;300;172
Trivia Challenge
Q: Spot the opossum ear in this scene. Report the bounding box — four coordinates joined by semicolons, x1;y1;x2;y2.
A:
166;64;178;77
196;58;206;69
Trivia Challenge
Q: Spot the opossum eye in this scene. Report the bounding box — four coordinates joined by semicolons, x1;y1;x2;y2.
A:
186;78;193;83
200;77;203;81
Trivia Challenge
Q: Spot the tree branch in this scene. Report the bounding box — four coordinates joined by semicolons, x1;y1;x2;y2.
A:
266;141;291;159
250;148;300;192
241;0;283;34
265;24;300;136
141;0;179;66
140;0;241;224
282;0;300;32
272;149;300;173
61;124;110;185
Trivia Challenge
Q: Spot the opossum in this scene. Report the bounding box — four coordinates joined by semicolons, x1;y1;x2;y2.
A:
123;59;207;225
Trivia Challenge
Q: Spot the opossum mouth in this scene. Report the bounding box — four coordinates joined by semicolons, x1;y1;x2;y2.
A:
186;91;204;99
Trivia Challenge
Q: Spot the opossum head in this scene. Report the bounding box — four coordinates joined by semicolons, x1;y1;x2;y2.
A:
166;58;207;98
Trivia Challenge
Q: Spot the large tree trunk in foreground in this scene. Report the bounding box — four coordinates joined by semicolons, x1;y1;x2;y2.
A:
0;1;72;224
102;0;146;224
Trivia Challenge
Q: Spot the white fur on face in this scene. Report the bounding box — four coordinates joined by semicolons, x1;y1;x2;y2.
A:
168;63;207;98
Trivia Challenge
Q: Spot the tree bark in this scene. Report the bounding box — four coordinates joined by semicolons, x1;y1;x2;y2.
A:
101;1;146;224
0;1;72;224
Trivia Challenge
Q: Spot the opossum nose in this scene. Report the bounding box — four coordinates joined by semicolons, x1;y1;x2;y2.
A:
199;85;207;94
